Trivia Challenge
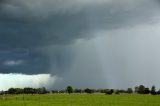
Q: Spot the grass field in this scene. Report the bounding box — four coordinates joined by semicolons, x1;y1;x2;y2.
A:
0;94;160;106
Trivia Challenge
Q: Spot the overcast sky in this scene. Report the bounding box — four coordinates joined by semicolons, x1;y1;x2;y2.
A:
0;0;160;90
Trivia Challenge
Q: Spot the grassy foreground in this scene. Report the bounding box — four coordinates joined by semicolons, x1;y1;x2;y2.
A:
0;94;160;106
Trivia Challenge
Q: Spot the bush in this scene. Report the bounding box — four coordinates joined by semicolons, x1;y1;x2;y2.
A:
66;86;73;94
115;90;120;94
105;89;114;95
84;88;94;94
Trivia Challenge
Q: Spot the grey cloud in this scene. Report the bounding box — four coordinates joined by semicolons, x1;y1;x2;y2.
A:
0;0;159;49
52;24;160;89
0;0;160;78
0;49;51;74
3;60;24;66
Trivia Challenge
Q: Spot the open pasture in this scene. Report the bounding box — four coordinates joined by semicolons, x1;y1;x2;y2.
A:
0;94;160;106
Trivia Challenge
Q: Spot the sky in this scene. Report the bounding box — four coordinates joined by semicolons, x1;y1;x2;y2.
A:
0;0;160;90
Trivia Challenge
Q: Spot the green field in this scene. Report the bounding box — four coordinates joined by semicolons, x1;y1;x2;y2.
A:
0;94;160;106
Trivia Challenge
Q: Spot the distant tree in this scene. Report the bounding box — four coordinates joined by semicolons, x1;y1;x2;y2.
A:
137;85;145;94
118;89;126;93
144;88;150;94
8;88;16;95
126;88;133;94
134;86;139;93
52;90;59;93
0;91;5;95
84;88;95;94
41;87;48;94
150;85;156;95
37;87;48;94
15;88;24;94
37;88;43;94
66;86;73;94
115;90;120;94
74;89;82;93
157;89;160;95
105;89;114;95
24;88;34;94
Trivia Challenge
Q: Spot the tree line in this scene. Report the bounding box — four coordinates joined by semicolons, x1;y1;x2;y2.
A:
56;85;160;95
0;87;49;95
1;85;160;95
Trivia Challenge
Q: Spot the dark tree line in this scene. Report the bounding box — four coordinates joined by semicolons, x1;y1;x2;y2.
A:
52;85;160;95
1;85;160;95
0;87;49;95
52;86;134;95
135;85;159;95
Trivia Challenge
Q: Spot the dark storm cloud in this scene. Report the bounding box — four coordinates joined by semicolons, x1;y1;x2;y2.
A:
0;0;159;48
0;49;50;74
0;0;160;75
